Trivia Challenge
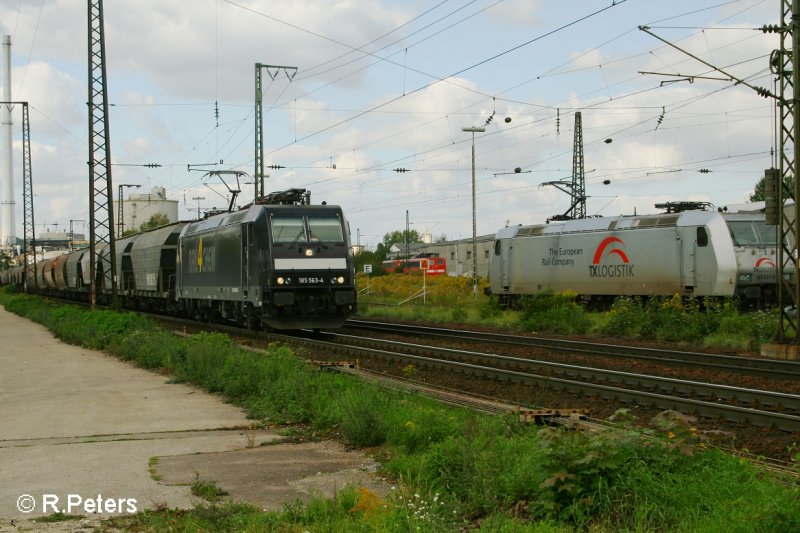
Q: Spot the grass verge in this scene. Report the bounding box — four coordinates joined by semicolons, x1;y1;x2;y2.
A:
1;289;798;532
358;273;778;351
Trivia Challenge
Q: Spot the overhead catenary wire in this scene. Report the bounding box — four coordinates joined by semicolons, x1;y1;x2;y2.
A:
6;0;777;234
268;1;768;182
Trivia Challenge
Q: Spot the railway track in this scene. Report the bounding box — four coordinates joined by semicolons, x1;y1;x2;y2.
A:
343;319;800;381
291;329;800;432
156;314;800;431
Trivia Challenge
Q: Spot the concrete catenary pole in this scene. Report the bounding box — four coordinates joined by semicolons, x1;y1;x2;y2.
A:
1;35;15;248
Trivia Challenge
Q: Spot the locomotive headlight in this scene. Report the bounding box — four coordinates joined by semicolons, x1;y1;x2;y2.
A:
277;277;285;285
305;248;313;257
738;273;752;282
337;276;345;284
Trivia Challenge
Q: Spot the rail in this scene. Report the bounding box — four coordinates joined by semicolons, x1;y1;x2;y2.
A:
344;319;800;380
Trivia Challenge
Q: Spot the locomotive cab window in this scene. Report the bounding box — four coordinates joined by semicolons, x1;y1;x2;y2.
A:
272;216;306;243
754;221;778;245
494;240;501;255
727;221;759;245
271;214;345;243
697;227;708;247
308;216;344;242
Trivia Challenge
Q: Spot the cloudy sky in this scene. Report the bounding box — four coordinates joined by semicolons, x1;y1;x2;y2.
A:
0;0;781;249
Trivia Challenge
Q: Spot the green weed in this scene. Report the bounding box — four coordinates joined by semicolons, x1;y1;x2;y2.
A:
191;479;229;503
33;512;84;523
3;288;798;532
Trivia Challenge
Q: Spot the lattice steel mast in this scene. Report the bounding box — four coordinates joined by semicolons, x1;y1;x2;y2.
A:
254;63;296;200
542;112;587;221
571;111;586;219
88;0;117;307
759;0;800;343
1;101;36;290
20;103;35;292
770;0;800;342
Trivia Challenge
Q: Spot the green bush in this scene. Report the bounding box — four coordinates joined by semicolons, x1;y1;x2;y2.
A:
450;306;468;323
49;307;154;349
519;292;591;335
599;296;644;337
109;329;185;369
477;299;503;319
238;347;316;425
711;308;779;350
338;388;391;447
387;404;467;454
598;295;773;350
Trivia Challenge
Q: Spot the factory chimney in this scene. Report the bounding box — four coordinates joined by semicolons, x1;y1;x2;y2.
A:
1;35;15;249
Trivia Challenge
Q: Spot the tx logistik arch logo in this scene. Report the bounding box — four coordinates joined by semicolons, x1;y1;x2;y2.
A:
589;236;634;278
754;257;777;271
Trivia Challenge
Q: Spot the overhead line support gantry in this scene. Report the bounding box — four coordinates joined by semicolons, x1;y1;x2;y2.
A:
254;63;297;201
88;0;117;308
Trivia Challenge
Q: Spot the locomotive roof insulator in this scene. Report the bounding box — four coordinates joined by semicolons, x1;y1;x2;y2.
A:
259;188;312;206
654;201;714;214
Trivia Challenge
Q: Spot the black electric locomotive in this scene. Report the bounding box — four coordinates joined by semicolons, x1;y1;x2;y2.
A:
178;189;356;329
3;188;357;330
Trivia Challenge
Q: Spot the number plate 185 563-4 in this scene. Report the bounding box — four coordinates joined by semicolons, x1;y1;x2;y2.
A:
298;277;325;284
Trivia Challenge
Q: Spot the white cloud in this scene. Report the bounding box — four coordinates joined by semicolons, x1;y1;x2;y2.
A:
486;0;544;27
0;0;783;245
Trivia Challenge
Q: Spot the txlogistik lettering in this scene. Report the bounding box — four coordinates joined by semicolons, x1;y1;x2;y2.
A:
589;264;635;278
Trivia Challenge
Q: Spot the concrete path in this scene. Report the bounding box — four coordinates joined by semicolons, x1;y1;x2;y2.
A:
0;306;386;527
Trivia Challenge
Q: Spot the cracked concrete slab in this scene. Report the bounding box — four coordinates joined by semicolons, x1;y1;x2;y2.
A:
0;306;390;530
153;440;389;511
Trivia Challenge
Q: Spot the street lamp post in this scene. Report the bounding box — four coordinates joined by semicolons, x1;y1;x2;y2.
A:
462;126;485;300
191;196;205;220
69;219;85;251
117;183;140;237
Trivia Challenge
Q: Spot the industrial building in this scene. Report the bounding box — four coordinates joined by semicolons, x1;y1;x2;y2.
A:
386;234;495;278
120;186;178;234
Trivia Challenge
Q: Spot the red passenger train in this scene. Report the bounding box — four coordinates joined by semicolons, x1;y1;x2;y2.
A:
381;256;446;275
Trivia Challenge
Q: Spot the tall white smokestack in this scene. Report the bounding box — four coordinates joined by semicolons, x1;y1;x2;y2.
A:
1;35;15;248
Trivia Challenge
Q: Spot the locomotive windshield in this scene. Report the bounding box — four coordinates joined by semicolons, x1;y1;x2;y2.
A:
271;214;344;243
754;221;778;245
727;220;778;246
271;216;306;242
308;216;344;241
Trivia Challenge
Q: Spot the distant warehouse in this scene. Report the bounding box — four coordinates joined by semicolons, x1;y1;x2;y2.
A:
121;186;179;232
386;234;495;277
